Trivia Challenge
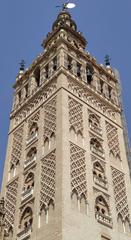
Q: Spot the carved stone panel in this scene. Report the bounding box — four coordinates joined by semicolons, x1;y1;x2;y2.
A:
106;122;120;158
70;142;87;199
11;126;24;166
40;150;56;210
43;97;56;141
68;96;83;134
4;178;19;230
111;167;130;220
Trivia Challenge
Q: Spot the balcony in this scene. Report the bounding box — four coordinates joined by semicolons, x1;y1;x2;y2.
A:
21;188;34;202
91;146;104;158
17;227;32;240
95;212;113;228
24;156;36;169
93;175;108;189
89;124;102;136
26;132;38;145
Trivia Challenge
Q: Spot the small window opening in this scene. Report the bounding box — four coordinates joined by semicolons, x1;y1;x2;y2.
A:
67;56;72;71
53;57;57;71
45;65;49;79
86;64;94;84
100;80;103;93
25;84;29;98
77;63;81;77
108;85;112;99
18;91;21;102
34;67;40;87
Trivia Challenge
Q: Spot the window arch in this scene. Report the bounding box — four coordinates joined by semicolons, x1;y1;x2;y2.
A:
93;161;106;186
95;195;109;217
86;63;94;84
26;147;37;163
9;160;20;180
90;138;103;157
34;67;40;87
23;172;34;192
20;207;33;232
29;122;38;138
89;114;99;126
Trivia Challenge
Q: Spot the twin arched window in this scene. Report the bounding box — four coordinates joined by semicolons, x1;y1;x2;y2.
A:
20;207;33;232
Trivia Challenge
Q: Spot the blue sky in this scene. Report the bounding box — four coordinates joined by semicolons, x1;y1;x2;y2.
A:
0;0;131;186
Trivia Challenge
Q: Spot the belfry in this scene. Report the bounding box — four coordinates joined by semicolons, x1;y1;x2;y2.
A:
0;5;131;240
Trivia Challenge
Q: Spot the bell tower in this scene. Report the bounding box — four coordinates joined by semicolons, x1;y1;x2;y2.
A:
1;7;131;240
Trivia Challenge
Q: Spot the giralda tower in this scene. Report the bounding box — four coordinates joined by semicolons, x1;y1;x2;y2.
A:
1;5;131;240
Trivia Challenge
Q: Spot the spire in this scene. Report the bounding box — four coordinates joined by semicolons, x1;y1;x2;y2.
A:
52;10;77;32
42;7;87;50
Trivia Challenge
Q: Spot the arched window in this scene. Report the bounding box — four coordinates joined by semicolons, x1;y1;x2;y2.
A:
95;196;109;216
77;63;81;78
67;56;73;71
29;122;38;138
93;162;107;188
95;195;112;227
89;113;101;134
34;67;40;87
9;160;20;180
20;207;33;232
53;57;57;71
86;63;94;84
25;147;37;167
90;138;103;157
23;172;34;192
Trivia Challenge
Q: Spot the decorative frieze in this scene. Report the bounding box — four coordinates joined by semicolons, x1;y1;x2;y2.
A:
106;122;120;158
4;178;19;230
14;79;57;127
40;150;56;210
111;167;130;220
68;79;117;121
68;96;83;134
11;126;24;167
43;97;56;141
70;142;87;199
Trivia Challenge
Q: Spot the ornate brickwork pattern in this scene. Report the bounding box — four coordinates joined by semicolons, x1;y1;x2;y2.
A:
70;142;87;198
4;178;19;230
68;79;117;121
106;122;120;157
111;167;130;220
44;97;56;141
11;126;24;166
14;79;57;126
40;150;56;209
68;97;83;133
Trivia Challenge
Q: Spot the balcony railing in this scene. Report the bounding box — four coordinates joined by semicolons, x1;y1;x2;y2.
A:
91;146;104;158
95;212;113;228
26;132;38;145
17;226;32;240
93;175;108;189
21;188;34;201
89;124;102;136
24;156;36;168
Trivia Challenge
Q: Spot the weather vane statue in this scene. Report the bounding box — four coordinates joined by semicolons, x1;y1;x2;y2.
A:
56;2;76;11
